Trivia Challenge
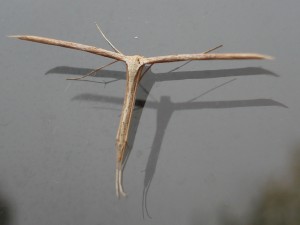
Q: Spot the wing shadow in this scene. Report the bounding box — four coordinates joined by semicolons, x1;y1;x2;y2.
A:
47;64;281;218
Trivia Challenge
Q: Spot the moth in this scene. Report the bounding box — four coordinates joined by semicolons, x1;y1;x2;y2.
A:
10;25;272;197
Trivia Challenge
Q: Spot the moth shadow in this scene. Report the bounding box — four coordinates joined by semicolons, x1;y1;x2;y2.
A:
47;64;282;218
0;188;14;225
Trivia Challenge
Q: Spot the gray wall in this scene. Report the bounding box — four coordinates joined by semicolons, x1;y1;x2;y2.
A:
1;0;300;224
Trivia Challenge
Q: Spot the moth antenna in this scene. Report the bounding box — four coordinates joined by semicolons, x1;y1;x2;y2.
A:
95;22;124;55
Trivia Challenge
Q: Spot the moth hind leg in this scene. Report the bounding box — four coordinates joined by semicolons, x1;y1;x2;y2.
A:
115;141;127;197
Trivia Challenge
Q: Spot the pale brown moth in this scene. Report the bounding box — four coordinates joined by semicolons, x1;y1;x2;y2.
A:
10;24;272;197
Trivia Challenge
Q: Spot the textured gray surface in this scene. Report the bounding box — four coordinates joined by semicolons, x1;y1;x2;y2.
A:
1;0;300;224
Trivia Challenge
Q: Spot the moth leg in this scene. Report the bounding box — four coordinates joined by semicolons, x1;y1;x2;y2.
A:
115;141;127;197
118;166;127;197
67;60;117;80
115;166;120;197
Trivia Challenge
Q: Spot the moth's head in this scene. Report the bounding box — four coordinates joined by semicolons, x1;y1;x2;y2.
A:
126;55;146;66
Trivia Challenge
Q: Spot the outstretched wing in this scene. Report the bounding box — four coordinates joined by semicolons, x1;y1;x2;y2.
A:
9;35;125;61
144;53;272;64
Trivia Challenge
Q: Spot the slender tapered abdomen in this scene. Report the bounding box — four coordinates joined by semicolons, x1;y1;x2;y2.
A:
115;56;145;197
